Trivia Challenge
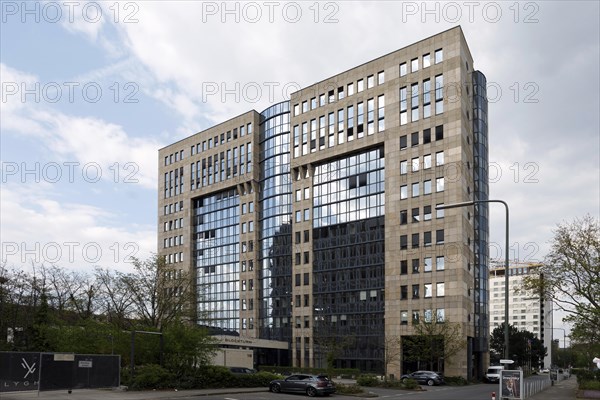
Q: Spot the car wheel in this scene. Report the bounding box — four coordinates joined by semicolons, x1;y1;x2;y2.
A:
307;386;317;397
270;384;281;393
427;379;434;386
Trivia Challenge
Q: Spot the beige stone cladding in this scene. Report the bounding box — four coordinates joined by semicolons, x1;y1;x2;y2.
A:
158;110;261;335
288;26;479;376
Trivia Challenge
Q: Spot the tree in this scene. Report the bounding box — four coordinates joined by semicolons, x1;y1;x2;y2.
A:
490;323;546;369
383;335;402;379
523;215;600;346
403;318;465;373
123;254;195;329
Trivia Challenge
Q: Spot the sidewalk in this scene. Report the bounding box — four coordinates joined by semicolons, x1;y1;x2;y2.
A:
0;387;268;400
528;376;578;400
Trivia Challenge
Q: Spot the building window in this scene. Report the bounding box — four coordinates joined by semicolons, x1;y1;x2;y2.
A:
400;160;408;175
424;180;432;195
424;231;432;247
401;286;408;301
411;157;420;172
424;257;432;272
295;211;301;222
435;74;444;114
412;182;420;197
436;151;444;166
401;311;408;325
401;260;408;275
304;230;309;242
401;185;408;199
424;205;432;221
436;204;445;219
435;125;444;140
411;83;419;122
400;135;407;150
338;86;345;100
424;309;433;323
424;154;432;169
311;97;317;109
295;232;301;244
423;53;431;68
400;210;408;225
423;78;431;118
320;93;326;106
367;74;374;89
357;78;364;92
424;283;432;298
435;48;443;64
411;207;419;223
412;284;420;299
436;308;445;322
303;272;309;285
400;87;407;125
347;82;354;96
377;95;385;132
436;229;445;244
400;62;407;77
377;70;385;85
412;258;419;273
437;282;445;297
400;235;407;250
304;252;310;264
412;311;420;324
411;57;418;72
411;131;419;146
436;177;445;192
295;273;301;286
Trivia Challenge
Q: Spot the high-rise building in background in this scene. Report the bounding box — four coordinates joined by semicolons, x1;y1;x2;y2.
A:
489;262;553;369
158;26;489;379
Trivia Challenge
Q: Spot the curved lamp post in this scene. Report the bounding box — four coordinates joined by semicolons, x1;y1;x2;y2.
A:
436;200;510;359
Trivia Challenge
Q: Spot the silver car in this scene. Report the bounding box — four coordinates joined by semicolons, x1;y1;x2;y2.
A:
269;374;336;397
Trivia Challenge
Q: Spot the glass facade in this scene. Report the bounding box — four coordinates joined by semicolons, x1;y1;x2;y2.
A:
194;189;240;333
472;71;490;356
258;102;293;341
312;147;386;371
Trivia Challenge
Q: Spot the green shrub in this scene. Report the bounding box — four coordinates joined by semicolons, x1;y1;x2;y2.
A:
259;365;359;377
401;378;420;389
357;374;380;386
336;383;364;394
576;369;600;384
580;380;600;390
444;376;468;386
380;379;404;388
130;364;174;390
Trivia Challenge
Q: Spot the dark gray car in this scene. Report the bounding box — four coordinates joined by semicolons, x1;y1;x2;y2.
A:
269;374;336;397
401;370;444;386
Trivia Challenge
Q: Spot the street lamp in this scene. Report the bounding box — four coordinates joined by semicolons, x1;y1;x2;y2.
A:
436;200;510;359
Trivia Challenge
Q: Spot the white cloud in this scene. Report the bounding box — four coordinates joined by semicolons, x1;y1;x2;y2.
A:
0;183;154;273
1;63;163;189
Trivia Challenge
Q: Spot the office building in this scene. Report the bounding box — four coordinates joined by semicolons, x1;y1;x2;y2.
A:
489;262;553;368
158;26;489;379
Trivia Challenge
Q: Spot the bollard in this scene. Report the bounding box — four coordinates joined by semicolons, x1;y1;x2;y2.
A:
491;391;496;400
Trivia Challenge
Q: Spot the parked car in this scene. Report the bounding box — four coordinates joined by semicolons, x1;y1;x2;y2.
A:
269;374;336;397
401;370;444;386
229;367;256;375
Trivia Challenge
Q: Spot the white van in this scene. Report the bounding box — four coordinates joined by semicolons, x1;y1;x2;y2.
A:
485;365;504;383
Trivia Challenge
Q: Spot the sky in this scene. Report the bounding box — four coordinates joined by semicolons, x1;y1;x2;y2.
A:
1;1;599;339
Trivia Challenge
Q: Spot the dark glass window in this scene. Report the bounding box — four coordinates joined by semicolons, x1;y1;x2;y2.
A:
400;235;408;249
435;125;444;140
400;210;408;225
436;229;445;244
412;233;419;248
411;132;419;146
424;128;431;143
401;285;408;300
400;135;407;149
400;260;408;274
